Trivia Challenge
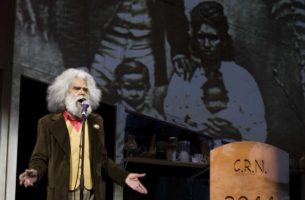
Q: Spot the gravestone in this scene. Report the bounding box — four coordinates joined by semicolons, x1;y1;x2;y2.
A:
210;141;289;200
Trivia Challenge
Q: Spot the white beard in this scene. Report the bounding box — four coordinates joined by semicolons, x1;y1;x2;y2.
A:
65;94;92;119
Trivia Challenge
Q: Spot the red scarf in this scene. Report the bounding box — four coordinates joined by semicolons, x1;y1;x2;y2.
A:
63;111;82;131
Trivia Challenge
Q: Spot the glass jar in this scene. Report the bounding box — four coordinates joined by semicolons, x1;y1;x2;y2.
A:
178;140;190;162
166;137;178;161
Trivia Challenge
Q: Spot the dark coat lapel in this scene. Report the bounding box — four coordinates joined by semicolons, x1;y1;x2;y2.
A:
49;113;70;157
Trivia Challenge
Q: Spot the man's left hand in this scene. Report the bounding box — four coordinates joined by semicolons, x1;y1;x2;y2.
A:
125;173;148;194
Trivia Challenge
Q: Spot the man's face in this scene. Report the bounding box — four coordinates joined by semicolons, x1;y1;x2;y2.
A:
68;78;88;98
65;78;89;118
193;23;221;59
118;73;147;110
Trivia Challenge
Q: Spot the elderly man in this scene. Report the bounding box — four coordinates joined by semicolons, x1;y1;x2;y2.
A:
19;68;147;200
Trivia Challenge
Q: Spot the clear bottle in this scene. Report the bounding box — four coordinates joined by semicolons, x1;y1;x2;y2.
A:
178;140;190;162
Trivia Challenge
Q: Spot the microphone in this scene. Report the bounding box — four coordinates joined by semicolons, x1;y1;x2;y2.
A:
77;97;89;200
78;98;90;118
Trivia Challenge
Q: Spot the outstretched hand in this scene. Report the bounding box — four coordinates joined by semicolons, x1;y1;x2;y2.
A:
125;173;148;194
19;169;38;188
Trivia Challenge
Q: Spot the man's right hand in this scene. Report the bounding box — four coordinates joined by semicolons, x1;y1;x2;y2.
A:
19;169;38;187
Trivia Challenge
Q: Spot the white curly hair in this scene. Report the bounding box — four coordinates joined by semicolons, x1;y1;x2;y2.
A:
47;68;102;112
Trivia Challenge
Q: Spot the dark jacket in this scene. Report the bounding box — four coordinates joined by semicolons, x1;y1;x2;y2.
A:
55;0;190;86
29;112;129;200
